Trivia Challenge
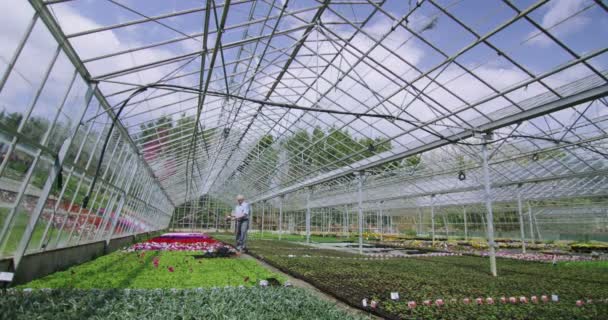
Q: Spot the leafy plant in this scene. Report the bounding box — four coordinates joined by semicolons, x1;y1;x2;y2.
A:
1;287;367;320
19;251;285;289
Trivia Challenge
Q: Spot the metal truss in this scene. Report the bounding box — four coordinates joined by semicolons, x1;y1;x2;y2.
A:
1;0;608;274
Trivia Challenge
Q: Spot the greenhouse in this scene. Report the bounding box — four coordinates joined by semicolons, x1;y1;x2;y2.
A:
0;0;607;319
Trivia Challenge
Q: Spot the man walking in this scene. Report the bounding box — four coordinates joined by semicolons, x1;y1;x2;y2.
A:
229;194;250;252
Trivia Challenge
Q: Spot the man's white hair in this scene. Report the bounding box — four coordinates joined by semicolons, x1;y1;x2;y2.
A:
236;194;245;200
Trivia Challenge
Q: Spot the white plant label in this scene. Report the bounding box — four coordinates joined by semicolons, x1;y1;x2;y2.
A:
0;272;14;282
390;292;399;300
551;294;559;302
361;298;368;307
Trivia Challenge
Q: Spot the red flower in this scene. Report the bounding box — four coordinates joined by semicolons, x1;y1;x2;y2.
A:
168;266;174;272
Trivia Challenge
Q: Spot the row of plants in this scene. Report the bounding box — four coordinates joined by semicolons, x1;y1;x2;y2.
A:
373;239;606;263
211;234;361;258
235;239;608;319
1;287;367;320
570;241;608;253
379;236;608;253
246;231;360;243
19;250;284;289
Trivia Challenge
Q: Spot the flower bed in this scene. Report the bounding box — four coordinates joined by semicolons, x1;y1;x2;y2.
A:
126;233;236;257
372;239;607;263
233;238;608;320
1;287;365;320
474;251;604;263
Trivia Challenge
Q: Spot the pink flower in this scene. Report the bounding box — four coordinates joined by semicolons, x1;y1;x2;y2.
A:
475;297;483;305
576;300;584;307
168;266;174;272
541;295;549;303
407;301;416;309
509;297;517;304
423;300;432;306
500;297;507;304
531;296;538;304
486;297;494;305
463;298;471;304
435;299;444;307
519;296;528;304
370;300;378;309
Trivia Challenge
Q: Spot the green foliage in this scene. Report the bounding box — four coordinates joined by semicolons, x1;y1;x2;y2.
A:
282;126;403;182
1;287;366;320
235;134;278;189
0;111;49;143
19;251;285;289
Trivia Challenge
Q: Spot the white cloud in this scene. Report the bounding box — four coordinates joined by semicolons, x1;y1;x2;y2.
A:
528;0;591;47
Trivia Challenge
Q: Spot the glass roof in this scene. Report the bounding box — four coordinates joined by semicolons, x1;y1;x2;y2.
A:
2;0;607;209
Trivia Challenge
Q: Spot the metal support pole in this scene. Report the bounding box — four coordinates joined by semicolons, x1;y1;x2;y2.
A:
306;188;311;243
527;202;535;242
482;139;498;277
261;201;265;239
418;208;423;236
356;171;364;254
517;187;526;253
443;214;449;239
463;206;468;241
344;205;349;235
278;196;283;240
534;214;542;241
431;195;436;245
379;202;383;242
